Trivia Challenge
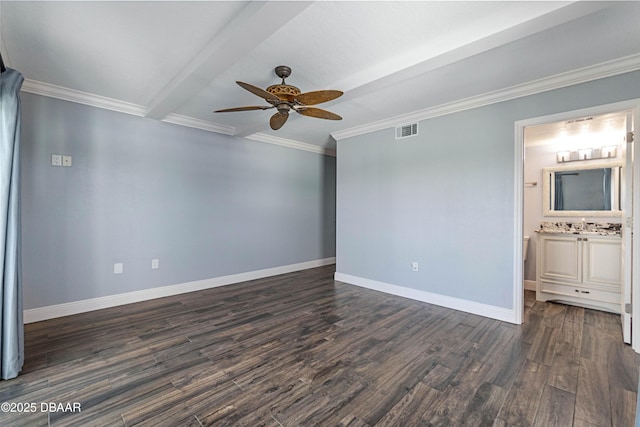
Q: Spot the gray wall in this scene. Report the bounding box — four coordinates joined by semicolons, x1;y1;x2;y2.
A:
21;93;336;310
336;70;640;310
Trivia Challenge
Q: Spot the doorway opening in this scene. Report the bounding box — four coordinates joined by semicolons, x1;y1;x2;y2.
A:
514;100;638;351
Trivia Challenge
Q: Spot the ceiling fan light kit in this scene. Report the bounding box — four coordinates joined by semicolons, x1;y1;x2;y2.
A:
214;65;343;130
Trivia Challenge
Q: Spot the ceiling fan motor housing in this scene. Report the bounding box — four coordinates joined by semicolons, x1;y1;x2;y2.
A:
267;84;300;102
268;65;299;102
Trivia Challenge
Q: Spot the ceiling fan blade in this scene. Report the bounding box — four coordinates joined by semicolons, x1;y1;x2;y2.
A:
214;106;273;113
236;81;280;103
295;90;343;105
270;112;289;130
296;107;342;120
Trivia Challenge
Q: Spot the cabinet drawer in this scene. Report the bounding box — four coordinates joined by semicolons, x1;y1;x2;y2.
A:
540;281;620;304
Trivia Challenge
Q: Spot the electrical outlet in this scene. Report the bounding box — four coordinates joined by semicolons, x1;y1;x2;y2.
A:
412;262;419;272
51;154;62;166
114;263;123;274
151;259;159;269
62;155;72;167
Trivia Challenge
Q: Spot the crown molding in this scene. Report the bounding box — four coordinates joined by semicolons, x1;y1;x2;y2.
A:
332;53;640;141
162;113;235;136
245;133;336;157
20;79;329;155
22;53;640;155
21;79;147;117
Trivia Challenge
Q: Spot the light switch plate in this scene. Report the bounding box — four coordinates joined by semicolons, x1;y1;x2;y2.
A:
51;154;62;166
62;155;72;167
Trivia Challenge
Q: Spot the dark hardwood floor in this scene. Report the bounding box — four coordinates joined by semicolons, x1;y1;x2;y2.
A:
1;265;638;426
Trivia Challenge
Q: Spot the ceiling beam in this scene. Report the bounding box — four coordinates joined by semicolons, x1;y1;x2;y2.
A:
144;1;313;120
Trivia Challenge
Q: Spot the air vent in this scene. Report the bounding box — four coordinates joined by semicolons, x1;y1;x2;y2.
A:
396;123;418;139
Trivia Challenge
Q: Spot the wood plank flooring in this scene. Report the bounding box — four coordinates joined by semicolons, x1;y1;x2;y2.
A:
1;265;638;426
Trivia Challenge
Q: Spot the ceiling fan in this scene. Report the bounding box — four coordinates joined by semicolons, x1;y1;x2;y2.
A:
214;65;343;130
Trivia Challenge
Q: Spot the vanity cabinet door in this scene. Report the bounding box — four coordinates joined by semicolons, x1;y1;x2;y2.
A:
583;238;622;287
538;235;581;283
537;233;622;313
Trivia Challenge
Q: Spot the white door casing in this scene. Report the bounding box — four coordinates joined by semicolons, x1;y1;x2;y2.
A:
622;110;633;344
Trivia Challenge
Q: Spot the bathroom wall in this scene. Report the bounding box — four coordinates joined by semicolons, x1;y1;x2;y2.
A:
523;137;626;282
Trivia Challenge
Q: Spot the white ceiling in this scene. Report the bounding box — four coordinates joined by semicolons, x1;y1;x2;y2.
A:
2;1;640;152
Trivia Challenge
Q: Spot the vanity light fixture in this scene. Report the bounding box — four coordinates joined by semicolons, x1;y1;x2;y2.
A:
556;151;571;163
556;145;617;163
578;148;592;160
601;145;617;158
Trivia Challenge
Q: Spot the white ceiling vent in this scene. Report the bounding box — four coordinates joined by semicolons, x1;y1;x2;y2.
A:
396;123;418;139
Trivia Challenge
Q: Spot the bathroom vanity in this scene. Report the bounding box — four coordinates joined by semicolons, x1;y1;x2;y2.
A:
536;231;622;313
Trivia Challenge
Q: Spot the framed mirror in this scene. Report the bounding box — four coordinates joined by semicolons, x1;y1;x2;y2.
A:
542;162;623;217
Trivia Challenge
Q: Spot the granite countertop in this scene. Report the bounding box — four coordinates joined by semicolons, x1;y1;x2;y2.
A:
536;230;621;236
536;221;622;236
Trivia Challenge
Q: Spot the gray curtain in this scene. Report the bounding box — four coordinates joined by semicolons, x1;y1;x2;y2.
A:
603;168;612;210
554;173;564;211
0;67;24;380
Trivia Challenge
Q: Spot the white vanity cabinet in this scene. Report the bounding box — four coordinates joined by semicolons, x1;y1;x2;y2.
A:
536;233;622;313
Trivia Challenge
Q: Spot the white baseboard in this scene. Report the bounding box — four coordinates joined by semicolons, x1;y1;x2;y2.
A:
334;272;517;324
524;280;537;291
24;258;336;324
